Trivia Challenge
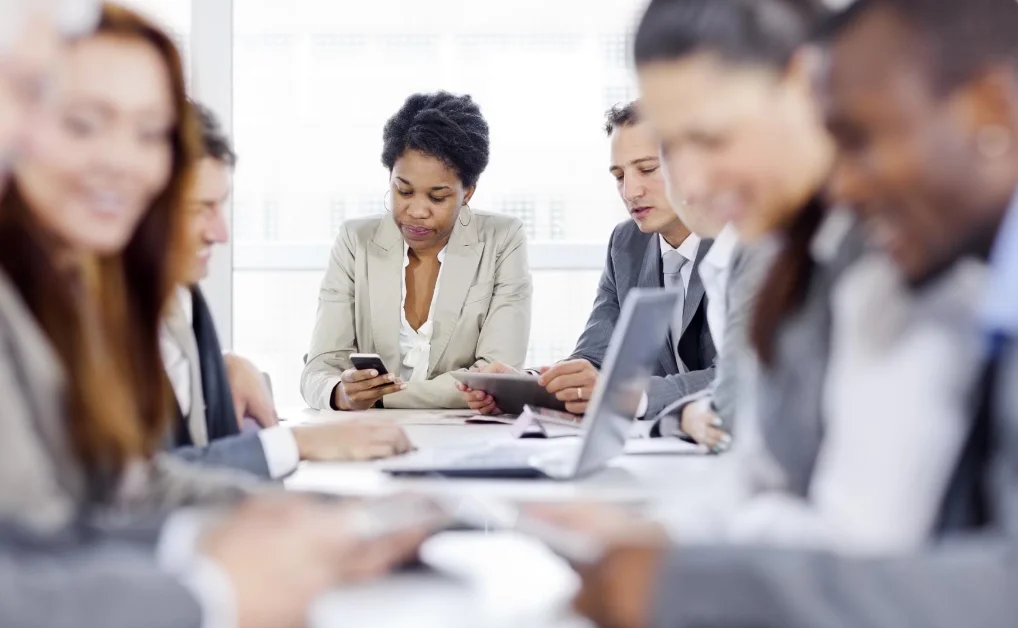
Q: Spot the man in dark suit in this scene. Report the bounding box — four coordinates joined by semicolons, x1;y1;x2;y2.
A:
162;103;411;479
461;102;722;419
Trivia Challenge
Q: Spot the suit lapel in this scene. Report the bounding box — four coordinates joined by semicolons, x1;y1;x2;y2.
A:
681;239;712;337
367;219;404;375
637;235;679;375
428;220;483;374
637;234;664;289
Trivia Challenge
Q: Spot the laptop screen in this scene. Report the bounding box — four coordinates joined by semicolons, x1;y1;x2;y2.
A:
570;287;683;477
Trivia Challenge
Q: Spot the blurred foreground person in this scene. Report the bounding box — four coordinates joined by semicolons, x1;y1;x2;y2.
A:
164;101;412;479
537;0;1018;626
537;0;982;556
0;4;428;626
0;0;255;530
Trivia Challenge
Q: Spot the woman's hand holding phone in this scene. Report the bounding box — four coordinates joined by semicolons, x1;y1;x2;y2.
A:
334;368;407;411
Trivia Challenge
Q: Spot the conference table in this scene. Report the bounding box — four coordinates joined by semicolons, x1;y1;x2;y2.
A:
280;406;719;628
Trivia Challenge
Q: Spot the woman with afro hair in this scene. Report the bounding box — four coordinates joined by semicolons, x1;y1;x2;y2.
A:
301;91;533;411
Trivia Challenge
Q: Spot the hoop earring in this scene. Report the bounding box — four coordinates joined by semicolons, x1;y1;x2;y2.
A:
383;190;392;213
459;203;473;227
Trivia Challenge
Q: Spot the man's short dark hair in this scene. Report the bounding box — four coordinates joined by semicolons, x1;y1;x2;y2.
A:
604;101;641;137
381;91;490;189
820;0;1018;93
634;0;830;70
191;100;237;167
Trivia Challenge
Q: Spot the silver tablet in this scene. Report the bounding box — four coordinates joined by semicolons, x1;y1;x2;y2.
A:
450;372;568;415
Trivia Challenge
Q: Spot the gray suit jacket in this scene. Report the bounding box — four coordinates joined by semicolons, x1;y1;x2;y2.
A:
302;211;533;410
651;239;780;435
163;292;273;479
0;268;257;534
753;221;867;497
0;520;202;628
570;220;717;418
174;432;271;479
652;335;1018;628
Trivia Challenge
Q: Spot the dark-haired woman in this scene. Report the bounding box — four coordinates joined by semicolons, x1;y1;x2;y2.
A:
302;92;533;411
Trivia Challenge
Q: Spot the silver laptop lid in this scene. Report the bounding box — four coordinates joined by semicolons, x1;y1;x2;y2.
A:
567;288;682;477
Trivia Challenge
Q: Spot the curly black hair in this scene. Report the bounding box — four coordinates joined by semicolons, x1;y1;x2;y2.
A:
381;91;490;189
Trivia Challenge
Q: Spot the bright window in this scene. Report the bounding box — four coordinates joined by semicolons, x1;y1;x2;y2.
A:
123;0;651;409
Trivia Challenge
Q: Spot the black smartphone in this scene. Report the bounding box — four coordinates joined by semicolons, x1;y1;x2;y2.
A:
350;353;390;376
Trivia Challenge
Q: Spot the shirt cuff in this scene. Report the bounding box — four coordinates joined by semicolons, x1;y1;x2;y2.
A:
258;427;301;479
157;510;238;628
636;392;649;419
176;557;238;628
156;509;210;573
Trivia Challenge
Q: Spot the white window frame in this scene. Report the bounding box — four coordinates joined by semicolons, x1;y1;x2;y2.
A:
191;0;234;348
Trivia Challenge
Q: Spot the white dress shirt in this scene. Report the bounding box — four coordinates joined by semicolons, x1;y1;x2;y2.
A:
653;251;987;555
399;243;447;383
698;223;739;353
160;289;299;480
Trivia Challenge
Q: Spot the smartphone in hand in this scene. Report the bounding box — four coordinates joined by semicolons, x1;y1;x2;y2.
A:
351;353;390;376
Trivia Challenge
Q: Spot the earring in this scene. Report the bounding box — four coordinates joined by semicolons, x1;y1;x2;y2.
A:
977;124;1011;160
383;190;392;213
459;203;473;227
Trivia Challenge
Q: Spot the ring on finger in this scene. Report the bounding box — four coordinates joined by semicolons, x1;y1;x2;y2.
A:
575;387;584;401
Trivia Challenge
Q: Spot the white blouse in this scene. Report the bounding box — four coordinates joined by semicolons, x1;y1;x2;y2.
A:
399;243;447;383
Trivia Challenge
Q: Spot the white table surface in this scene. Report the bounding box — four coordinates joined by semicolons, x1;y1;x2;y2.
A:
280;407;717;628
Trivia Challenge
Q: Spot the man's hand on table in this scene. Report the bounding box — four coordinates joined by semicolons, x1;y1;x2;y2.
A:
291;421;413;461
537;360;599;415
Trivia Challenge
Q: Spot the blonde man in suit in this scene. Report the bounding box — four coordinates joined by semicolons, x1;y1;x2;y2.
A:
164;102;412;480
302;92;533;411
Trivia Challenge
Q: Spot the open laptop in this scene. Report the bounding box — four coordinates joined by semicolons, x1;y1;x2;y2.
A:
380;287;681;479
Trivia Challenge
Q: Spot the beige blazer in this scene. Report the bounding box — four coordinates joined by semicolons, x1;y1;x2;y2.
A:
0;269;255;534
301;210;533;410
